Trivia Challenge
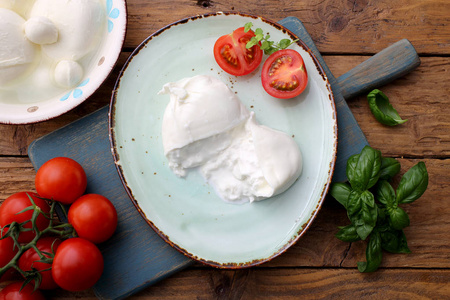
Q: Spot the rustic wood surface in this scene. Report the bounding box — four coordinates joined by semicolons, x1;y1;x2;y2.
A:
1;0;449;299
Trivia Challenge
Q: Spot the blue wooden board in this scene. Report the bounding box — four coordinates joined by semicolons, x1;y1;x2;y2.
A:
28;17;419;300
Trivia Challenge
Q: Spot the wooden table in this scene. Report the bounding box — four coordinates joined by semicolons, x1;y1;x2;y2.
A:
1;0;449;299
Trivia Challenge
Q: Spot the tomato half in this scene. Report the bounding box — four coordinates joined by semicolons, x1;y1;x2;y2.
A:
35;157;87;205
0;192;50;243
52;238;104;291
18;237;61;290
0;281;45;300
213;27;263;76
0;237;18;282
261;49;308;99
68;194;117;244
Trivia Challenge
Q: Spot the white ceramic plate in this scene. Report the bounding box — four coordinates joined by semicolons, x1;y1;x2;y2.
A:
0;0;127;124
110;12;337;267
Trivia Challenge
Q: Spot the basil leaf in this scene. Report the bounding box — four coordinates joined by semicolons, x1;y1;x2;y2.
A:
380;228;411;254
379;157;401;180
396;162;429;204
329;182;352;209
376;180;396;208
368;89;407;126
336;224;361;242
388;207;410;230
357;231;383;272
347;190;377;240
347;146;381;192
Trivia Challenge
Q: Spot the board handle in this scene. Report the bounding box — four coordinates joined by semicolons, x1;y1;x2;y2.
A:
336;39;420;99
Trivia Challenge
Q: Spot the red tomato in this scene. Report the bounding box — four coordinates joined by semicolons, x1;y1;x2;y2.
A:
0;237;18;282
261;49;308;99
213;27;263;76
68;194;117;244
0;281;45;300
18;237;61;290
0;192;50;243
52;238;103;291
35;157;87;205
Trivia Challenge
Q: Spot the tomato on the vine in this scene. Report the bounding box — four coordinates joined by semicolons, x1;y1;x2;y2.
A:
52;238;104;291
35;157;87;205
0;192;50;244
18;237;61;290
0;237;18;282
0;281;45;300
213;27;263;76
261;49;308;99
68;194;117;244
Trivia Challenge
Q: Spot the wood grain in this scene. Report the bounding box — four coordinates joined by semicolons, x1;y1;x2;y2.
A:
2;268;448;299
122;0;450;55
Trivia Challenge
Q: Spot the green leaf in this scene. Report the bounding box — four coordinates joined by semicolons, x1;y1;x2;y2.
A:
260;41;269;50
244;22;253;32
279;39;293;49
357;231;383;272
368;89;407;126
379;157;401;180
329;182;352;209
376;180;396;208
254;28;263;36
380;228;411;254
336;224;361;242
347;190;378;240
396;162;429;204
347;146;381;192
388;207;410;230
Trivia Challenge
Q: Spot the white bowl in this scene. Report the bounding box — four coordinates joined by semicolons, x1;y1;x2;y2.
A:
0;0;127;124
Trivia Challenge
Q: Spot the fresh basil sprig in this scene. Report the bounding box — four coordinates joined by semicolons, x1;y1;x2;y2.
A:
368;89;407;126
329;145;428;272
244;22;297;55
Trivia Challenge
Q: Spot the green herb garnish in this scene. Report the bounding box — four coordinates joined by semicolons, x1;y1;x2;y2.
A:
368;89;407;126
244;22;297;55
329;145;428;272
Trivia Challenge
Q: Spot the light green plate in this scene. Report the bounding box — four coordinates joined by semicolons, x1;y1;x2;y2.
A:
109;12;337;268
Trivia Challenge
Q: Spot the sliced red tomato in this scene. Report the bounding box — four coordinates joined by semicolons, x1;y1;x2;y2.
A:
68;194;117;244
0;192;50;243
261;49;308;99
213;27;263;76
18;237;61;290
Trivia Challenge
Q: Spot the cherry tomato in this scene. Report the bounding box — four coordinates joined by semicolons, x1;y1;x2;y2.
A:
68;194;117;244
35;157;87;205
214;27;263;76
261;49;308;99
0;192;50;244
18;237;61;290
0;281;45;300
0;237;18;282
52;238;103;291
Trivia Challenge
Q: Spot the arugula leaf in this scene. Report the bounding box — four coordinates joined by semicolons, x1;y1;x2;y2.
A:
380;228;411;254
347;190;378;240
368;89;407;126
379;157;401;180
357;231;383;272
376;180;396;209
388;207;410;230
347;146;381;192
396;162;429;204
336;224;361;242
329;182;352;209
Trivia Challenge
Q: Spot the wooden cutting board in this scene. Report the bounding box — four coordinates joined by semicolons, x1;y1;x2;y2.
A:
28;17;420;300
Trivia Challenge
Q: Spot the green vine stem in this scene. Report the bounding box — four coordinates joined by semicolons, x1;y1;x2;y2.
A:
0;193;76;286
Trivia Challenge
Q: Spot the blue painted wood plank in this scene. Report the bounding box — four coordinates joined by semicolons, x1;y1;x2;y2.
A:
27;17;420;299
